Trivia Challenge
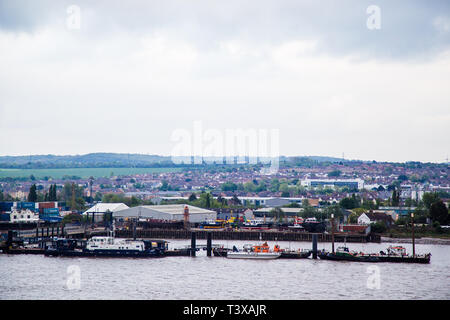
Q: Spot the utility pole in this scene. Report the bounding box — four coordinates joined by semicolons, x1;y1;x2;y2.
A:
411;212;415;258
331;213;335;254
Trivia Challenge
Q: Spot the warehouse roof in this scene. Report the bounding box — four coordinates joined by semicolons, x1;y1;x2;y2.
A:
113;204;216;217
83;203;129;215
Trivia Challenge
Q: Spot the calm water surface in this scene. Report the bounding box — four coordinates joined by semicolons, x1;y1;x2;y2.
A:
1;240;449;299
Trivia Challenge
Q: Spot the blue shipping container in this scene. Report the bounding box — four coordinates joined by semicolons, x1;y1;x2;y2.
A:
0;213;10;221
20;202;35;209
0;202;14;211
43;208;59;214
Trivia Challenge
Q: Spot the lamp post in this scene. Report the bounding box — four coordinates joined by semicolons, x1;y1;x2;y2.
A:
411;212;415;258
331;213;335;254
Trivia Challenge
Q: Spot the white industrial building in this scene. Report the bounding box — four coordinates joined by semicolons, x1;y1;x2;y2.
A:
113;204;217;223
83;203;130;222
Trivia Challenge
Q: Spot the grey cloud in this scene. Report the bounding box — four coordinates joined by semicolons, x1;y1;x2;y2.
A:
1;0;449;60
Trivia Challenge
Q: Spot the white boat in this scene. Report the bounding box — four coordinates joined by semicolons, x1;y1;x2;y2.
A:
226;243;281;260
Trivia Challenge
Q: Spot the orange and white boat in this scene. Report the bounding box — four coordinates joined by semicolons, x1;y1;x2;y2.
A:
226;242;281;259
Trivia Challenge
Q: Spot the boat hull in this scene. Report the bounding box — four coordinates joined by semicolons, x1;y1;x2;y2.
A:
377;255;431;264
318;252;379;262
226;252;281;259
318;252;431;264
45;249;163;258
279;251;311;259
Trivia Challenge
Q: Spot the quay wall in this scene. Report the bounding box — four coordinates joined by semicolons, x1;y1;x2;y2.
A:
107;229;380;243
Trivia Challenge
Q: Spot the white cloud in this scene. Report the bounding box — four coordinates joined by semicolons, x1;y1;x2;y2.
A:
0;4;449;162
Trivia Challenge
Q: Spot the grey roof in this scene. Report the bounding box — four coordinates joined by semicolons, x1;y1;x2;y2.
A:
112;204;216;223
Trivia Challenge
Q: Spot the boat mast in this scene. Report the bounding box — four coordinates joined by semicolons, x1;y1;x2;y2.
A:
411;212;415;257
331;213;335;254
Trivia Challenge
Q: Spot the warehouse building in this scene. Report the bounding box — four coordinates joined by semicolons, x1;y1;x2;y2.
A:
113;204;216;223
83;203;130;222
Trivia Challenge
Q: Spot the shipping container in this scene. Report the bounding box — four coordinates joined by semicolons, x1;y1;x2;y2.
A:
17;202;35;209
38;202;58;209
0;202;14;211
0;213;10;221
43;207;59;214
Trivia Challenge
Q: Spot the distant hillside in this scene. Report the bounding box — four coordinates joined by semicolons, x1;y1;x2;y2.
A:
0;153;352;169
0;153;173;169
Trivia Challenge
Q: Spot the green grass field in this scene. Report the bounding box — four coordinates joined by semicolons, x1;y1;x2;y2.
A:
0;167;182;179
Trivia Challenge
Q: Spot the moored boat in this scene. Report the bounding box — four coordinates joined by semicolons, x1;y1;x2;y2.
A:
45;236;168;257
376;246;431;264
318;246;379;262
226;243;281;259
276;245;311;259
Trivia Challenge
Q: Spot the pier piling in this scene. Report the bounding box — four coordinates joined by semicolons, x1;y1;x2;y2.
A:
206;232;212;257
191;232;196;257
312;234;318;259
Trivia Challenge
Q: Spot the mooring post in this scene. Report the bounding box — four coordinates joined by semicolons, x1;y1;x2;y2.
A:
7;230;13;248
35;228;38;238
206;232;212;257
57;226;60;237
51;227;54;237
190;232;196;257
47;228;49;237
41;228;44;238
312;234;318;259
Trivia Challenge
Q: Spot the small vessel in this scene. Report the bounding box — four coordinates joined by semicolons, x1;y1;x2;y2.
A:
318;246;379;262
45;236;167;257
226;243;281;259
199;219;225;230
241;219;270;230
212;245;232;257
45;223;167;258
274;245;311;259
287;217;305;231
376;246;431;264
302;217;326;233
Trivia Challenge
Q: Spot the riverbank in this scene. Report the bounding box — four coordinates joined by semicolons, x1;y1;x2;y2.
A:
381;236;450;245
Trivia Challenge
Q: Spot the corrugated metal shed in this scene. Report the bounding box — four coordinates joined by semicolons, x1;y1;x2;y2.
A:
113;204;216;223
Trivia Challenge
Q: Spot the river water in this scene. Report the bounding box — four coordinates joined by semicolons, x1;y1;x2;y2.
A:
1;240;449;300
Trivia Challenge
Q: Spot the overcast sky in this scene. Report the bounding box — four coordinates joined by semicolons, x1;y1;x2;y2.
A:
0;0;449;162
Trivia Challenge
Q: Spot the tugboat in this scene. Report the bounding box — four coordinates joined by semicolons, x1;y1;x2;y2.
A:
226;242;281;259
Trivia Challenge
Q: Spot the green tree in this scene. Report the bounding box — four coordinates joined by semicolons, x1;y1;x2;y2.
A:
422;192;440;210
339;196;359;209
328;170;341;177
371;221;387;233
188;193;197;202
28;184;37;202
391;189;399;206
430;201;449;225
